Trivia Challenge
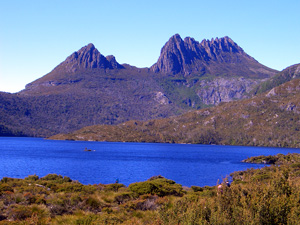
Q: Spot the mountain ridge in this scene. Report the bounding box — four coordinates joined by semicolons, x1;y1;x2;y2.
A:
251;63;300;95
0;34;283;137
62;43;125;73
150;34;276;78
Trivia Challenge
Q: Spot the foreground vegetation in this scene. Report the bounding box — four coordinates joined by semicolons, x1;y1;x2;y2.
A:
2;153;300;224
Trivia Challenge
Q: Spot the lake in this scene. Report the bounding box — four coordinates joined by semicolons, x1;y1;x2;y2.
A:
1;137;300;187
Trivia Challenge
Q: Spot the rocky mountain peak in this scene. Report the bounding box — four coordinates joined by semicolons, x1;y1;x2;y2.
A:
161;34;185;53
150;34;265;77
106;55;124;69
151;34;189;74
57;43;123;73
209;36;242;53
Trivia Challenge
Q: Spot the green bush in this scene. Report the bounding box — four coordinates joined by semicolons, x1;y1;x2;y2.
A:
85;197;101;209
25;174;39;181
0;183;14;194
191;186;203;192
41;174;72;183
104;183;126;192
128;182;158;196
128;177;184;197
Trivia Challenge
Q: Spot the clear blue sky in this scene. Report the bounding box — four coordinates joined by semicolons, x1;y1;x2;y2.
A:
0;0;299;93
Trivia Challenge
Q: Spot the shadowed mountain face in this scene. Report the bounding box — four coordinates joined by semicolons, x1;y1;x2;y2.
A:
0;35;281;137
151;34;276;78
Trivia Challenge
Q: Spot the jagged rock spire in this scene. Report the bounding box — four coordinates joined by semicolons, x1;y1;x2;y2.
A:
151;34;254;76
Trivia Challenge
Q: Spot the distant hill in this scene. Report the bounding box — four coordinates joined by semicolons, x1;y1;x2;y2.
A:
0;35;278;137
252;63;300;95
51;77;300;148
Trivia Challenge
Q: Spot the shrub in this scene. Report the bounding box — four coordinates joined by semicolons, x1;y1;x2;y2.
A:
85;197;101;209
128;182;158;196
7;204;49;221
40;174;72;183
49;204;68;217
104;183;126;192
0;177;13;183
114;192;135;204
25;174;39;181
7;205;32;220
128;177;184;197
191;186;203;192
0;183;13;194
131;195;159;211
56;183;84;193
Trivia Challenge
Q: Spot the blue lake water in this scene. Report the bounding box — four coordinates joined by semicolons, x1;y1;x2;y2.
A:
1;137;300;187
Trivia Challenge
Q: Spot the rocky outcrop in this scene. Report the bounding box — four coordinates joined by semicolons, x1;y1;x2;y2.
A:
106;55;124;69
154;92;171;105
151;34;277;78
196;77;262;105
57;43;124;73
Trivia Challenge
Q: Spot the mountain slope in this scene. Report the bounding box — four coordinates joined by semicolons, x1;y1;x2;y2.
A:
252;63;300;95
51;77;300;148
0;35;280;137
1;70;182;137
21;43;124;96
1;44;186;137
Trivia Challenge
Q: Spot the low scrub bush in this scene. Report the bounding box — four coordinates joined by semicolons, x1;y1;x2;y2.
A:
24;174;39;181
114;192;135;204
0;183;13;194
128;176;184;197
7;204;49;222
104;183;126;192
191;185;203;192
40;174;72;183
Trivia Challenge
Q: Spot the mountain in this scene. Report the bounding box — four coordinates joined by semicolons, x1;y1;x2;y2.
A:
51;76;300;148
0;35;280;137
252;63;300;95
1;44;184;137
151;34;276;78
22;43;124;95
150;34;278;105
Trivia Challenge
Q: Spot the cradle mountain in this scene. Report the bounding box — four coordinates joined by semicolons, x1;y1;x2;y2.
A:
0;34;288;139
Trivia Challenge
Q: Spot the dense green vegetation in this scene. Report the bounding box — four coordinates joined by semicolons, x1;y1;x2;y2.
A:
1;153;300;224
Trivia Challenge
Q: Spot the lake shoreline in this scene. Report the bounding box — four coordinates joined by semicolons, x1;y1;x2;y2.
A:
1;137;299;187
1;153;300;224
